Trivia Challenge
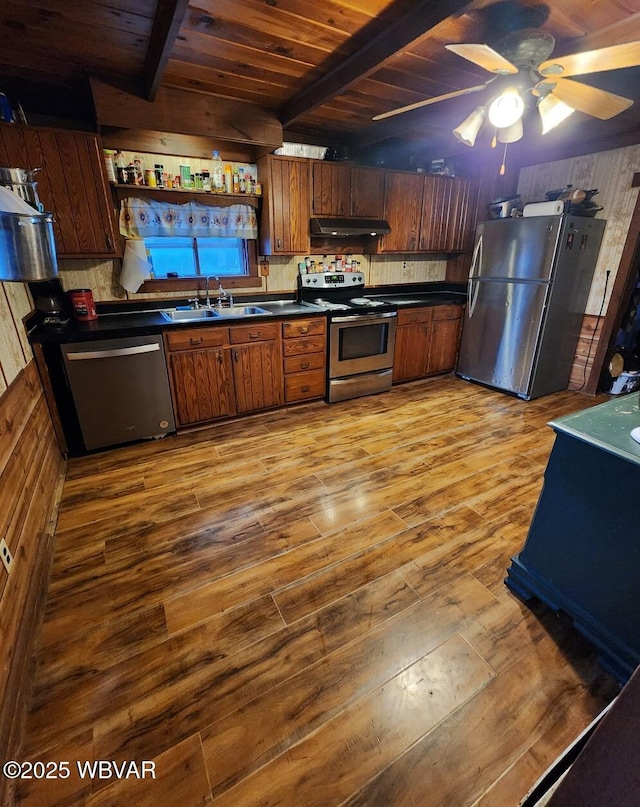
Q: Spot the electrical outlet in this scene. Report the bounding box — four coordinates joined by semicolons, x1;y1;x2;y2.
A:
0;539;12;574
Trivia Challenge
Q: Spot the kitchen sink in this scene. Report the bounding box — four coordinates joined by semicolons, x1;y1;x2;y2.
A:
160;305;272;322
160;308;220;322
214;305;271;317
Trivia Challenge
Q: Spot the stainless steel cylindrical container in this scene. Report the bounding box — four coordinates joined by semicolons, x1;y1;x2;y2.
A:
0;211;58;281
0;167;42;209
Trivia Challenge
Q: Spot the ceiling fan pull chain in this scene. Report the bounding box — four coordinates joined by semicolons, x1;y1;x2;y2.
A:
499;142;508;176
491;130;497;149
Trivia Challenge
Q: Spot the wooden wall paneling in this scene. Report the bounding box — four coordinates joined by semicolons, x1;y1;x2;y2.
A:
0;362;66;806
0;286;27;387
568;314;604;391
3;282;33;363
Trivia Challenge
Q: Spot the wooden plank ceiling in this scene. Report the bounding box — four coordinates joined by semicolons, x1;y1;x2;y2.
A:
2;0;640;164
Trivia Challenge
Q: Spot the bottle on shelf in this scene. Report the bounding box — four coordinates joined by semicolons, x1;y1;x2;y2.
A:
212;150;224;192
224;163;233;193
115;151;127;184
232;169;240;194
202;170;211;192
103;150;117;183
238;167;246;193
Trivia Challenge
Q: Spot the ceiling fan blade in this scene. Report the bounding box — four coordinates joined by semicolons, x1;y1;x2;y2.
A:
537;77;633;120
539;40;640;77
372;84;488;121
445;44;519;75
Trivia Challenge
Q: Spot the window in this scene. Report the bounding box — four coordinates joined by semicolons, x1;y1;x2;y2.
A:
144;236;248;278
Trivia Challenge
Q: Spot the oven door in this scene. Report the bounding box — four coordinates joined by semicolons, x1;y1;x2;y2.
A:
329;312;397;377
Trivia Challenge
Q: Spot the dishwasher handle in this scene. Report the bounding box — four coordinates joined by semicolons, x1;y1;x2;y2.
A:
65;343;161;361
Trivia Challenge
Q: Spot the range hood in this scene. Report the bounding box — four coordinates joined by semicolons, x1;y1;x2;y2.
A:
310;217;391;237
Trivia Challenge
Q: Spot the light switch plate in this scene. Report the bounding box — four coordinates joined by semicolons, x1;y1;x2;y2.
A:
0;539;12;574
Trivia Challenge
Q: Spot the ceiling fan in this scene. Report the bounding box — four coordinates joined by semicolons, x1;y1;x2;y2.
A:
372;9;640;147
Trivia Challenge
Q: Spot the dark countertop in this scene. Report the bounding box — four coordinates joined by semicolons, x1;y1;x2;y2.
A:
549;392;640;465
28;282;467;344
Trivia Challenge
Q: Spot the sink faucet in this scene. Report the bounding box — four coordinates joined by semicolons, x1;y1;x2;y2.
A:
214;277;233;308
204;275;216;308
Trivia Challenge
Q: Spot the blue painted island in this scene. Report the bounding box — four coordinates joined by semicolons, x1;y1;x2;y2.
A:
506;392;640;683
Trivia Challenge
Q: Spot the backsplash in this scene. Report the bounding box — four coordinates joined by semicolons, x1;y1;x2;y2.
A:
56;254;449;303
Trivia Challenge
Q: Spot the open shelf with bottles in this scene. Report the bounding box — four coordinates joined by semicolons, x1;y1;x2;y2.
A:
111;185;260;207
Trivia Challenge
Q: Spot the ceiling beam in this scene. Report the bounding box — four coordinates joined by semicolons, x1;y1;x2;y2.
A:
143;0;190;101
279;0;474;126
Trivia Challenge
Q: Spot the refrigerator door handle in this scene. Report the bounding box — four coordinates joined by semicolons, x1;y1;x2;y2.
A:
467;235;483;319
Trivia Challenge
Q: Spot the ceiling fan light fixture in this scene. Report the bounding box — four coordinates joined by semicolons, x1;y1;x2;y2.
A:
453;106;486;147
488;87;525;128
497;118;523;143
538;93;575;134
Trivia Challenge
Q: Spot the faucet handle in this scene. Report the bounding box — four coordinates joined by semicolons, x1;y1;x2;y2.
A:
187;297;200;309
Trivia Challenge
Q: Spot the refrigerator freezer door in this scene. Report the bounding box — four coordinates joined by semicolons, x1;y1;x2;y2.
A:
475;217;562;282
456;279;549;397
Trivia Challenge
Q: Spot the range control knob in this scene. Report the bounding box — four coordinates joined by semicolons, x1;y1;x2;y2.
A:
312;277;318;283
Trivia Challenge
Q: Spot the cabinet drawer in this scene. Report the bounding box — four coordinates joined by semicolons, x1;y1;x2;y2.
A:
284;352;325;374
433;304;464;320
282;318;326;339
229;323;279;344
397;307;432;326
165;327;228;351
285;370;326;402
282;335;326;356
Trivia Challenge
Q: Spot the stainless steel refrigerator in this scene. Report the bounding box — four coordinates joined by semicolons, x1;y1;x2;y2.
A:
456;215;606;400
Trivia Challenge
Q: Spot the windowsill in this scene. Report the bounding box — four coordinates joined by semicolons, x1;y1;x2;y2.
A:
139;275;262;293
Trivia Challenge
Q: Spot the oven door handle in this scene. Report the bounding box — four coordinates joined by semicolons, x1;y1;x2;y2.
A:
331;312;397;324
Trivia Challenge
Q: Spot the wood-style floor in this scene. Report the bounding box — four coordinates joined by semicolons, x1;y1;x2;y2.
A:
17;377;620;807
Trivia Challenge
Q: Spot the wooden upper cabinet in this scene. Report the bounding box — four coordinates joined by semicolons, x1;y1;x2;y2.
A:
350;166;384;218
379;171;424;253
312;162;350;216
311;163;385;219
420;176;476;252
258;155;310;255
0;123;119;258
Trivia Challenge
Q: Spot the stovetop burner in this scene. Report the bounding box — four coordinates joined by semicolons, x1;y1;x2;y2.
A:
298;271;398;316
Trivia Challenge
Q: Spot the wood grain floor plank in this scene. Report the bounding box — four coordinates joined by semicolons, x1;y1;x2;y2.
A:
85;733;211;807
202;574;497;797
25;594;286;756
19;379;616;807
164;509;406;634
341;628;614;807
209;633;493;806
91;572;419;764
273;504;487;624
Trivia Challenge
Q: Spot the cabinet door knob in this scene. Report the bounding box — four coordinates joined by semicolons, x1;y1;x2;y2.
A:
217;351;223;364
105;234;114;252
234;350;239;362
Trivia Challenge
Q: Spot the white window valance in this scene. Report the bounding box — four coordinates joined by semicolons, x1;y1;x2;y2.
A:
119;197;258;239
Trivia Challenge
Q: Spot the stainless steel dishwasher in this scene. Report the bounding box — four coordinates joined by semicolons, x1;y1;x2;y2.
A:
61;335;176;451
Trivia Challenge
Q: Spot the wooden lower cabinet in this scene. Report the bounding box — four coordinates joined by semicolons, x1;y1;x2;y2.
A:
427;306;464;374
231;339;283;414
165;318;317;427
282;317;326;403
393;307;432;382
168;347;235;426
393;304;464;384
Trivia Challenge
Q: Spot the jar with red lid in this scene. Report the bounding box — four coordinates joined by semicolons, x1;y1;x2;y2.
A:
67;289;97;321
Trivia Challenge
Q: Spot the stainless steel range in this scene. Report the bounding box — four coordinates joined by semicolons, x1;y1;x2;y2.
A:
298;271;397;403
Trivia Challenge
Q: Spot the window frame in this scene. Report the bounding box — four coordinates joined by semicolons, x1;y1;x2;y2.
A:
139;239;260;292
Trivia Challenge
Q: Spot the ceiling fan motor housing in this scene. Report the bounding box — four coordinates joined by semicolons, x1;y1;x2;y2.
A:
497;29;556;69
